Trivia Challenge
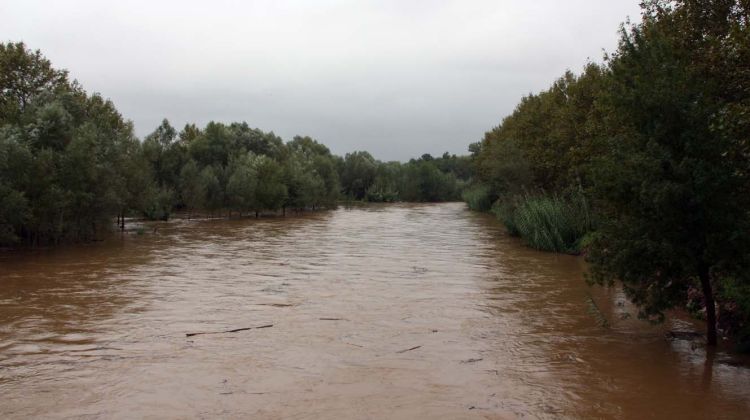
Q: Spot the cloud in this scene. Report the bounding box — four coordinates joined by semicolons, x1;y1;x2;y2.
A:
1;0;642;160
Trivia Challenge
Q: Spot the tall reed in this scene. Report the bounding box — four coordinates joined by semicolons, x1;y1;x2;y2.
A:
497;191;593;253
462;184;494;211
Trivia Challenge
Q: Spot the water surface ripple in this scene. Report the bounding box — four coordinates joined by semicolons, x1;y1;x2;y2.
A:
1;203;748;419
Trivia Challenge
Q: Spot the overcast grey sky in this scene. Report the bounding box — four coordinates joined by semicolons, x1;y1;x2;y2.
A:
2;0;641;161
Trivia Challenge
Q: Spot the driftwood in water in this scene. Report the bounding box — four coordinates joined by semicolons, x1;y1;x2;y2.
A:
396;345;422;354
319;317;345;321
665;330;704;340
186;324;274;337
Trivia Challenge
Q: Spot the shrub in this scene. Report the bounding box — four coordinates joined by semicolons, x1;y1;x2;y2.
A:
496;191;593;253
491;197;520;236
717;277;750;352
462;184;494;211
365;186;399;202
142;186;174;221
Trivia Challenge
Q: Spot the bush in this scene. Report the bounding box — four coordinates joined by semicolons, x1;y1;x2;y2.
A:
496;191;593;253
491;197;520;236
365;186;399;202
717;277;750;352
462;184;494;211
142;186;174;221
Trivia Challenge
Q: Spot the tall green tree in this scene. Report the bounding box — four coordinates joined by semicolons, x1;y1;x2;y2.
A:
199;165;224;216
340;151;377;200
0;42;69;125
251;155;287;216
587;0;750;345
179;159;205;218
226;153;257;215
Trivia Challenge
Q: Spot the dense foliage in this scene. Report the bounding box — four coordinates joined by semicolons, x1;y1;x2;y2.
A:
468;0;750;347
340;151;469;202
0;42;468;247
493;191;593;253
0;42;140;245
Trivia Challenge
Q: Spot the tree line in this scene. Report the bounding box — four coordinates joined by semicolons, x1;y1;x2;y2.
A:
466;0;750;349
340;151;470;203
0;42;469;248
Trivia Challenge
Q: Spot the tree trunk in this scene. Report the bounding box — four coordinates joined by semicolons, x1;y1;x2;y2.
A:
698;263;718;346
701;346;716;388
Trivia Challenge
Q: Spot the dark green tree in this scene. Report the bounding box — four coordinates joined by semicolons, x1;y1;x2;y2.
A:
0;42;69;125
252;155;287;216
340;151;377;200
587;0;750;345
179;159;205;218
226;153;257;215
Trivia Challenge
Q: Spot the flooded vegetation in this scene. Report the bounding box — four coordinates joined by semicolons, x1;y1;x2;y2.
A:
2;2;750;418
1;203;748;419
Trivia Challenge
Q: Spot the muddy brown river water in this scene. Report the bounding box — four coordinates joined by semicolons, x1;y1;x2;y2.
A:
1;203;749;419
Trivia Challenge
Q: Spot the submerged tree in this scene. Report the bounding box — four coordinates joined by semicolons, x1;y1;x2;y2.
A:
0;41;471;249
587;0;750;345
465;0;750;346
340;151;378;200
251;155;287;216
179;159;205;218
226;153;257;216
0;42;139;244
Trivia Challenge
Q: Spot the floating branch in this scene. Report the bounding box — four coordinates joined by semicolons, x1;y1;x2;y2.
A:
665;330;704;341
186;324;274;337
396;345;422;354
586;294;610;328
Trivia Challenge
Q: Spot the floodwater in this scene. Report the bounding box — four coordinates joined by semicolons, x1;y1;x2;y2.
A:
1;203;748;419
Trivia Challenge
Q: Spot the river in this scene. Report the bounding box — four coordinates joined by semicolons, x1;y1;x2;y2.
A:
1;203;748;419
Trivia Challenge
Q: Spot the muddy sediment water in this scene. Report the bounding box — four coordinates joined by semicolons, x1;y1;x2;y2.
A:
1;203;748;419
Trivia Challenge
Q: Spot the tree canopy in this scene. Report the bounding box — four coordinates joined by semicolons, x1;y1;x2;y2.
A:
468;0;750;347
0;42;470;247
